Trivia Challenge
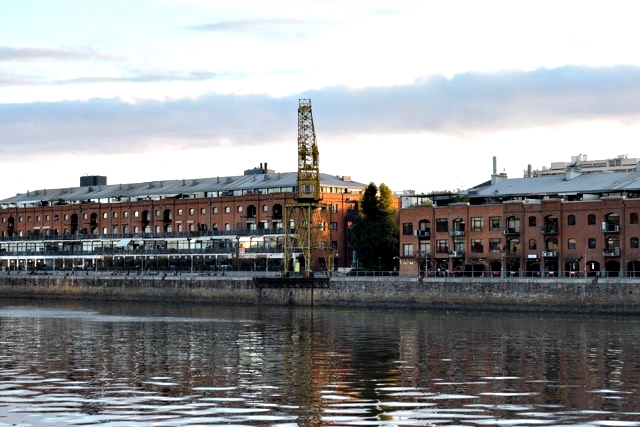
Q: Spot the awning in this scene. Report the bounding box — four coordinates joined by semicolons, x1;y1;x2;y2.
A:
116;238;132;247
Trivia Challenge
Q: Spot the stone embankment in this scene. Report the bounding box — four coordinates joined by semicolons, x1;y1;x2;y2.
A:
0;274;639;313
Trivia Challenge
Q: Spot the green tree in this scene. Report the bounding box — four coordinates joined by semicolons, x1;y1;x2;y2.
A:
351;182;399;270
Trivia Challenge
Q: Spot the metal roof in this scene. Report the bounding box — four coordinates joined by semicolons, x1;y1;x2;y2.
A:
465;171;640;198
0;172;365;205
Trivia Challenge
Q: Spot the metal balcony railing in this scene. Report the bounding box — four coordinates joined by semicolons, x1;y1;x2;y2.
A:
601;224;620;233
602;247;621;257
503;228;520;235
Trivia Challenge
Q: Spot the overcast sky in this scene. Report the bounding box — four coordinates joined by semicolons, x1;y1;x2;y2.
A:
2;0;640;199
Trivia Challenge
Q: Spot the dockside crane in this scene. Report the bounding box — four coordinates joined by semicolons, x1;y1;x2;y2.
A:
283;99;333;277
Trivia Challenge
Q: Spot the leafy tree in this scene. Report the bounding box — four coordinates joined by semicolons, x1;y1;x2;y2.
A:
351;182;399;270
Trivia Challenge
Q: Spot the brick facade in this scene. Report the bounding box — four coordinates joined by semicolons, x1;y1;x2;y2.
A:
399;198;640;278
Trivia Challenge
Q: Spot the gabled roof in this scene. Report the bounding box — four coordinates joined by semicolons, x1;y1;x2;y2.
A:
0;172;365;205
465;171;640;199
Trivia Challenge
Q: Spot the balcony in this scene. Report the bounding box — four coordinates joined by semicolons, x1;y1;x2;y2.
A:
449;230;465;237
503;228;520;236
540;227;559;235
602;247;621;257
541;250;558;258
414;230;430;238
449;251;464;258
601;224;620;233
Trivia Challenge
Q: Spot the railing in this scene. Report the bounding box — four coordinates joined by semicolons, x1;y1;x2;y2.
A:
449;251;464;258
540;227;559;234
602;247;621;257
601;224;620;233
414;230;430;238
541;250;558;257
449;230;465;237
503;228;520;235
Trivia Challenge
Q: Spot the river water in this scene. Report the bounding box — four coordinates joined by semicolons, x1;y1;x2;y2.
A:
0;299;638;427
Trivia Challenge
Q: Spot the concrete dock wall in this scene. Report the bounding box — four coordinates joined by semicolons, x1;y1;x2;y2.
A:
0;274;639;313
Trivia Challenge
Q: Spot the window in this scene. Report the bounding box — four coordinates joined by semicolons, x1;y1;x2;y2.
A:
213;207;218;214
568;238;576;250
631;212;639;224
200;208;206;215
177;209;183;216
189;208;195;215
103;212;108;219
113;212;118;219
403;244;414;257
436;239;449;253
471;239;483;253
54;215;59;221
402;223;413;235
489;217;501;231
529;239;537;250
123;211;128;218
45;215;50;221
83;213;88;220
237;206;243;213
64;214;69;220
567;215;576;226
225;206;230;214
631;237;639;249
489;238;502;253
471;217;484;231
263;205;269;212
27;216;32;222
588;214;596;225
134;211;139;218
529;216;537;227
155;210;161;217
435;218;448;232
36;215;41;222
331;222;338;231
588;238;596;249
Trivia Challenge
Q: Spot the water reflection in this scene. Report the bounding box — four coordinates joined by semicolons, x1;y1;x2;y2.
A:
0;299;639;426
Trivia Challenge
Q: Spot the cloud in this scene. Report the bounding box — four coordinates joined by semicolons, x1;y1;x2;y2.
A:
1;65;639;160
61;70;224;84
187;18;319;39
0;46;122;62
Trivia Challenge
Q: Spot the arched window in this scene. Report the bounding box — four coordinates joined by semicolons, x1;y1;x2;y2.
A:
568;238;576;250
567;215;576;226
529;239;537;250
528;216;537;227
587;214;596;225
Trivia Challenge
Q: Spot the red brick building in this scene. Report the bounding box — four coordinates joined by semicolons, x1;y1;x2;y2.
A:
399;169;640;278
0;168;363;273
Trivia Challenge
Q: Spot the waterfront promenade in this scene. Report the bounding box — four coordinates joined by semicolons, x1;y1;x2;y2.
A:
0;270;639;314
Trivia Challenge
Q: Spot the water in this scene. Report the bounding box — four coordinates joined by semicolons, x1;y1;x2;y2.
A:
0;300;639;426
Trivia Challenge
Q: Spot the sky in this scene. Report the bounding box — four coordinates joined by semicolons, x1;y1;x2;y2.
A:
2;0;640;199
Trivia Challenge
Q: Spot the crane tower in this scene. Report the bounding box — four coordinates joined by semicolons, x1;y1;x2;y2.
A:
283;99;333;277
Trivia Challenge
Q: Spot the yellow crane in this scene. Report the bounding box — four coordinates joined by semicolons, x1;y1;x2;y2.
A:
284;99;333;277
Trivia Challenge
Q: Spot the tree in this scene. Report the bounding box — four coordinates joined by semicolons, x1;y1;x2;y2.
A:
351;182;399;270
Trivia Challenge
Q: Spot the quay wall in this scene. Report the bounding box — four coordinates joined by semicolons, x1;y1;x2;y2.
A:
0;275;639;313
